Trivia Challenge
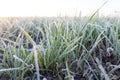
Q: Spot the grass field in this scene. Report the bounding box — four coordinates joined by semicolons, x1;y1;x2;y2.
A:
0;16;120;80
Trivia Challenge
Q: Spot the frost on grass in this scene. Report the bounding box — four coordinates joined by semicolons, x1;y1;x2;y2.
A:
0;17;120;79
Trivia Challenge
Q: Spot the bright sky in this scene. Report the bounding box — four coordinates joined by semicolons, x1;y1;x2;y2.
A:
0;0;120;17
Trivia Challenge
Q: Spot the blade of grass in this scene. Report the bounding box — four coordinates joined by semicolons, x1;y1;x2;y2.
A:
81;0;108;31
95;58;110;80
18;26;40;80
65;61;74;80
58;37;80;61
0;67;21;72
78;30;105;67
34;45;40;80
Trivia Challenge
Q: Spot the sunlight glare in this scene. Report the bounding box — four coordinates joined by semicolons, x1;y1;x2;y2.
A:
0;0;120;17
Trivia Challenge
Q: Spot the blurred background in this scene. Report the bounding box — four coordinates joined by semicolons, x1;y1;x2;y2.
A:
0;0;120;17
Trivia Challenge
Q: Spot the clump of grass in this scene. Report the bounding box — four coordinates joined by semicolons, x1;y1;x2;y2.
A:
0;15;120;80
